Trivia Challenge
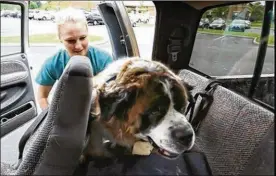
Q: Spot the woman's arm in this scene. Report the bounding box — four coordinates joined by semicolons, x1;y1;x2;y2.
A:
37;85;53;110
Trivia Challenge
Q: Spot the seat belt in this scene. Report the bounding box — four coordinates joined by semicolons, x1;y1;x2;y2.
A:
14;107;49;169
167;27;186;65
185;81;221;133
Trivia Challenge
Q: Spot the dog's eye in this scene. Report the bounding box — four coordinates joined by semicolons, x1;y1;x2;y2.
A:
140;95;170;131
171;84;187;114
151;111;161;116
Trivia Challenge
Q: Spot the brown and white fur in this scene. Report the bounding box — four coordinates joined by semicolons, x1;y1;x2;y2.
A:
80;57;195;163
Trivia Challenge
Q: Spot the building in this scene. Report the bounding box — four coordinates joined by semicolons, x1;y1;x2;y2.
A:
227;4;250;20
122;1;156;16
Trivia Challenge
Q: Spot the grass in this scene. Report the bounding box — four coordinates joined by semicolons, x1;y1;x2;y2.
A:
255;35;274;46
197;28;274;45
39;1;96;11
251;22;274;28
1;33;103;43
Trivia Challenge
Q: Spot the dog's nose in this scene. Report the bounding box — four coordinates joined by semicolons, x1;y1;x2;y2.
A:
171;127;194;146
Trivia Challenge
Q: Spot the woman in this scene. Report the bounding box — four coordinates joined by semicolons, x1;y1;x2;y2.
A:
35;8;113;110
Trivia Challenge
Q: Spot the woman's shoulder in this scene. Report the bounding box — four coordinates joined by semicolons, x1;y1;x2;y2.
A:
88;45;111;58
45;48;68;65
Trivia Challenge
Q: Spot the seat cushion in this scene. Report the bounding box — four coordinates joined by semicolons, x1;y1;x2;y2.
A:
178;69;274;175
1;162;16;175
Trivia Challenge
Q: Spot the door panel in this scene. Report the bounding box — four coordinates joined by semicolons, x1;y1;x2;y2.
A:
97;1;140;59
1;1;37;137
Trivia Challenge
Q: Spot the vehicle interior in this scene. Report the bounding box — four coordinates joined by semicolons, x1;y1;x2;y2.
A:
1;1;274;175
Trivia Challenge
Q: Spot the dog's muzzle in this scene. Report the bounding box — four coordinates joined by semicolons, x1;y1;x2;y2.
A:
137;106;195;159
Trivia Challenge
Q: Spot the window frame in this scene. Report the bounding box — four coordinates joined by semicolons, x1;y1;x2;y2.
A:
1;1;27;56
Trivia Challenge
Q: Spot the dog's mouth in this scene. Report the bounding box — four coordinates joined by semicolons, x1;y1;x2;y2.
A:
147;137;179;159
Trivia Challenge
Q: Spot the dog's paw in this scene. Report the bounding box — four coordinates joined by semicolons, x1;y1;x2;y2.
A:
104;142;132;157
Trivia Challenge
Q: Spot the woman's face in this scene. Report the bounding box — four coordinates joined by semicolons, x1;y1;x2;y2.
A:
59;22;89;57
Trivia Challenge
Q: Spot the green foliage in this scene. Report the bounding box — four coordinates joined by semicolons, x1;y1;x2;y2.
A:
1;3;20;10
28;1;42;9
212;6;229;19
29;1;38;9
247;2;265;22
36;1;42;8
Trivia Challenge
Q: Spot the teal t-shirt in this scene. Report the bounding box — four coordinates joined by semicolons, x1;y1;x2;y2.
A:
35;46;113;86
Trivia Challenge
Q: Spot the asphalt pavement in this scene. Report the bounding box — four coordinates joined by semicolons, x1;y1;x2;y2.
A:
190;33;274;76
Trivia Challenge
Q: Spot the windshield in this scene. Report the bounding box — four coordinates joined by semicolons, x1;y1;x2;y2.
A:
232;20;244;24
212;20;222;24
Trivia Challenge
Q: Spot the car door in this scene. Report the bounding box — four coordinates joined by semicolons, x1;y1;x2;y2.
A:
97;1;140;59
1;1;37;137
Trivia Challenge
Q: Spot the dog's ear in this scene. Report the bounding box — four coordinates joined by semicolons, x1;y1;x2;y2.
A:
182;81;195;105
181;80;194;91
179;79;194;102
168;78;195;114
99;83;138;122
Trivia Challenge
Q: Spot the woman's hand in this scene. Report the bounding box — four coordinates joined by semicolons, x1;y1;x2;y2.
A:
37;85;53;110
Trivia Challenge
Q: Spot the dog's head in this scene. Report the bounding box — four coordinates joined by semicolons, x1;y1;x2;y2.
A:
93;58;195;159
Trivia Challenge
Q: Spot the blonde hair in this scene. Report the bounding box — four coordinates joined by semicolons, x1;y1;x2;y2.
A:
55;7;88;39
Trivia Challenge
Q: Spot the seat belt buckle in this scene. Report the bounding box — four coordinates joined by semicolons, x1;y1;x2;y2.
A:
167;39;182;62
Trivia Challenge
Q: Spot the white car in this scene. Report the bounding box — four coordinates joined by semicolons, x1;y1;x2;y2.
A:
128;13;140;24
29;10;39;20
245;20;251;29
33;10;54;21
138;14;150;23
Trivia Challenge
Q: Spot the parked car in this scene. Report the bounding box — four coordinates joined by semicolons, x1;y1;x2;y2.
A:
28;10;38;20
228;19;246;32
33;10;53;21
130;18;137;27
209;19;226;30
86;12;104;25
9;10;20;18
245;20;251;29
138;13;150;24
1;10;12;17
128;13;140;24
199;18;210;29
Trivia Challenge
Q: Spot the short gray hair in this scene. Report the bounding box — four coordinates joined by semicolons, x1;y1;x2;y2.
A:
55;7;88;39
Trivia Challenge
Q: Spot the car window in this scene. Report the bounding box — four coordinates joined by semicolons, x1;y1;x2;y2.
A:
1;3;22;56
124;1;156;58
190;1;274;107
92;13;100;17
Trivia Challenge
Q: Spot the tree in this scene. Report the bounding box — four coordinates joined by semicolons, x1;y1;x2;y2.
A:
247;2;265;22
202;6;229;21
36;1;42;8
29;1;38;9
1;4;20;10
211;6;229;19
